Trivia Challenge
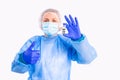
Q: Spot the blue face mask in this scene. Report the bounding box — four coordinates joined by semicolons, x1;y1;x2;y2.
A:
42;22;59;36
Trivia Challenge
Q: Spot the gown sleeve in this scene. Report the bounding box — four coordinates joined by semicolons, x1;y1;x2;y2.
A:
11;36;41;73
70;34;97;64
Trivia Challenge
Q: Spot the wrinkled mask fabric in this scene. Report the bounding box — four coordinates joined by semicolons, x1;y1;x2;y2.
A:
42;22;59;36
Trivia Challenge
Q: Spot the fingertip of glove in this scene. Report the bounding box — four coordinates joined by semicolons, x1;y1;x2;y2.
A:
64;15;67;18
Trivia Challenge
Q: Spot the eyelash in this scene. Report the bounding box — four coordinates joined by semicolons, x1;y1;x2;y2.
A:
44;20;49;22
43;19;57;22
52;20;57;22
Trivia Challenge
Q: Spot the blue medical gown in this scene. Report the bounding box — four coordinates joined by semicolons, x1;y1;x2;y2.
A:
11;34;97;80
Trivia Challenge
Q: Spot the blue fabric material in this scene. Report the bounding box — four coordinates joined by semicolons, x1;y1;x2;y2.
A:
11;34;97;80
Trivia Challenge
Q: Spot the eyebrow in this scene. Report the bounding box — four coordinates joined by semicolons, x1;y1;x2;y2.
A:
43;18;58;21
43;18;48;19
44;17;57;19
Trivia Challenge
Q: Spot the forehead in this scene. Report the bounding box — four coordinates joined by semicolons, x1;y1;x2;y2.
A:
42;12;59;19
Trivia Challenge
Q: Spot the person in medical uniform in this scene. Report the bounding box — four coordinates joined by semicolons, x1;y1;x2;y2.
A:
11;8;97;80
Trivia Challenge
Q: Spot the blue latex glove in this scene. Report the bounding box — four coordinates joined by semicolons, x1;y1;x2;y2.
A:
63;14;82;40
22;42;40;64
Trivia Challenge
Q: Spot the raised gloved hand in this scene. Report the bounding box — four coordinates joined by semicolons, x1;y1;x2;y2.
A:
22;42;40;64
63;14;82;40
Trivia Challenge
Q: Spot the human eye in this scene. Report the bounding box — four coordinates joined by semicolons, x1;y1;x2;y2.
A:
43;18;49;22
52;19;57;22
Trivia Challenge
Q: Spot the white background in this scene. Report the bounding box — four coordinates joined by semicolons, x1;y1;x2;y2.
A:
0;0;120;80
